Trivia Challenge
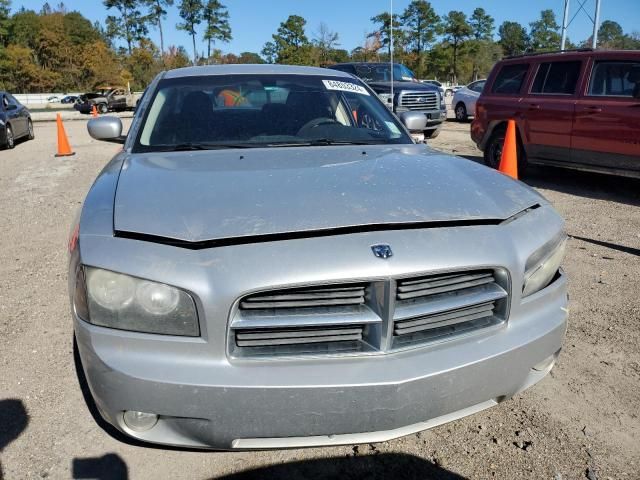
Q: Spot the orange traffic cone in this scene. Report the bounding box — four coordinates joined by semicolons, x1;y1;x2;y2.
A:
91;105;98;117
55;114;75;157
499;119;518;180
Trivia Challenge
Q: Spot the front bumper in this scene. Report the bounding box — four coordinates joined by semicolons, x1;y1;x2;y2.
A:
75;271;567;450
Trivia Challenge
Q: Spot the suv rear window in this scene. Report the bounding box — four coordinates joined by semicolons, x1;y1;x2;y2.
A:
531;61;581;95
588;61;640;98
491;64;529;94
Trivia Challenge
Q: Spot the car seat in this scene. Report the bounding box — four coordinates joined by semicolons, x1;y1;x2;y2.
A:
177;91;214;143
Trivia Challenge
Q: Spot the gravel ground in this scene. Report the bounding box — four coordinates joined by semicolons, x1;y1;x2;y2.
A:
0;119;638;480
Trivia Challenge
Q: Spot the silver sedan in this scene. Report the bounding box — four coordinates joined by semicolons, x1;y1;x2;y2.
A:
69;64;567;450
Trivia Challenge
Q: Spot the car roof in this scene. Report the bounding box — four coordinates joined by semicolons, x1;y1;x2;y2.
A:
164;64;353;79
332;62;402;67
501;48;640;64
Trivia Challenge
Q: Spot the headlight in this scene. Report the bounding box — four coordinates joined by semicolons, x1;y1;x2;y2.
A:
522;234;567;297
377;93;394;109
81;267;199;336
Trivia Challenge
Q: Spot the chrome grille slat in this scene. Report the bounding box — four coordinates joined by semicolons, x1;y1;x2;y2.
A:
240;284;366;310
396;276;495;300
395;302;495;330
398;272;493;291
394;304;496;335
236;326;363;347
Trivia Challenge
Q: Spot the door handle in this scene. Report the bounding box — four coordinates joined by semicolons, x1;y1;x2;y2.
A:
585;106;602;113
528;104;540;111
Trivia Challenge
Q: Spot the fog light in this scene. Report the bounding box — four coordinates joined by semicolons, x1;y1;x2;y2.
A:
123;410;158;432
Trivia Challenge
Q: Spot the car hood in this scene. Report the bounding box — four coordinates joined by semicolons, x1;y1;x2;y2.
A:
368;81;437;93
113;144;541;244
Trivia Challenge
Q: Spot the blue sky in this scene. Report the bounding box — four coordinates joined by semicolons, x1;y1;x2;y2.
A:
13;0;640;54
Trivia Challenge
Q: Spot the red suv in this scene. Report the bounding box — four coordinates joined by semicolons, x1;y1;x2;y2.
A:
471;49;640;178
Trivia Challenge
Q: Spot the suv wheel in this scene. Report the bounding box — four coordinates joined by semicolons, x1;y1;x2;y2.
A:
27;119;35;140
424;128;440;139
483;126;528;174
455;103;468;122
4;125;14;149
98;103;108;114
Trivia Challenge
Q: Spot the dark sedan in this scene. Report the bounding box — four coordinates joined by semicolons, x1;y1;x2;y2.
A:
1;91;34;149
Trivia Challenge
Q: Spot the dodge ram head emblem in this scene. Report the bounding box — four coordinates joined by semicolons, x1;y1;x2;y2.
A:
371;244;393;259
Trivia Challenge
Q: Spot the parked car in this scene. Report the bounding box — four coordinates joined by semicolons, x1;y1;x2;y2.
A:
69;64;568;450
452;80;486;121
329;62;447;139
472;49;640;178
75;86;142;114
47;95;60;103
421;79;445;96
1;91;34;149
444;85;463;97
61;95;78;104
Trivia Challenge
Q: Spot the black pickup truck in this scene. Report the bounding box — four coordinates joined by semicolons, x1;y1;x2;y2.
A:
328;62;447;139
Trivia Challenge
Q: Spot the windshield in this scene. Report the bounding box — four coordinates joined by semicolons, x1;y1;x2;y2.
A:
134;74;412;152
353;64;417;83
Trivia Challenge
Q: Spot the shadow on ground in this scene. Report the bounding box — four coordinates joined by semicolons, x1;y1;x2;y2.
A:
210;453;467;480
72;453;129;480
0;399;29;480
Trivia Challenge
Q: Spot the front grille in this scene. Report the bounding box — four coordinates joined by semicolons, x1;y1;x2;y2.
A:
393;270;508;348
399;91;439;110
232;282;379;357
230;269;510;358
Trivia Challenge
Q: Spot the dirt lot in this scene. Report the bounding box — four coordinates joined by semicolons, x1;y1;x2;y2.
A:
1;119;639;480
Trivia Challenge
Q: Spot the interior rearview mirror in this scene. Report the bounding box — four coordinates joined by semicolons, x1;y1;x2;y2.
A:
398;112;428;132
87;116;125;144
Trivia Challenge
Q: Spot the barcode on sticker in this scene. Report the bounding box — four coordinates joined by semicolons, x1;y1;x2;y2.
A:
322;80;370;96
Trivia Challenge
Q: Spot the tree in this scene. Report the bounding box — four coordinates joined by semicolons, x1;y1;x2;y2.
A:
313;22;339;64
498;21;528;56
261;41;276;63
237;51;264;64
177;0;204;63
0;0;11;46
443;11;472;83
369;12;404;59
7;9;41;50
145;0;173;54
202;0;231;59
163;44;191;69
401;0;439;77
529;9;560;52
469;8;494;41
104;0;149;55
268;15;312;65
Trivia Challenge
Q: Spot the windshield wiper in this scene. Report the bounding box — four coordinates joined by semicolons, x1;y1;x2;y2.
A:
267;139;388;147
156;143;257;151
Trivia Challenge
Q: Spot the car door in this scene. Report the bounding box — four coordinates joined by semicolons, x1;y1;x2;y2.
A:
520;60;583;164
572;57;640;175
2;94;23;137
8;94;28;136
465;80;486;115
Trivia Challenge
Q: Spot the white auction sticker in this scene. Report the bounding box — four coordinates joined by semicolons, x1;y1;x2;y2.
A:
322;79;370;96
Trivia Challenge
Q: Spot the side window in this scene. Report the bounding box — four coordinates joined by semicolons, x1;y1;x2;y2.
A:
531;61;581;95
588;61;640;98
491;64;529;94
470;81;485;93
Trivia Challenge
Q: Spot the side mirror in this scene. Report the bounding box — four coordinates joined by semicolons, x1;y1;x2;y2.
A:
88;116;125;144
399;112;428;132
6;104;17;111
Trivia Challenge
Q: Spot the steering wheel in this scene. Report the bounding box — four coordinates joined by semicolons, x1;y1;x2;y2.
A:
297;117;340;136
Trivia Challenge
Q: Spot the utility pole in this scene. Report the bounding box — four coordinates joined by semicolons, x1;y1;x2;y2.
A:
561;0;570;51
390;0;394;106
560;0;602;51
592;0;601;49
